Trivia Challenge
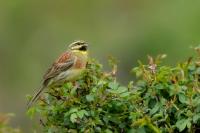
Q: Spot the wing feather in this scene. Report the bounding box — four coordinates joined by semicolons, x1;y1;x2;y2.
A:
42;51;75;86
27;51;76;108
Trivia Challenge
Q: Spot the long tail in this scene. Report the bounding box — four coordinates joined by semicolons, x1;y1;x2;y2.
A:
27;86;45;108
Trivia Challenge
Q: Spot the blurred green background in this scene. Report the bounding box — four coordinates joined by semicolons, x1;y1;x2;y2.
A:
1;0;200;132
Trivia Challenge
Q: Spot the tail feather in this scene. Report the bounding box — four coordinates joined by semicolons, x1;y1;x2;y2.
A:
27;86;45;108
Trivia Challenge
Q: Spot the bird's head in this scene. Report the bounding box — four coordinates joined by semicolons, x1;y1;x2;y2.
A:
68;40;88;54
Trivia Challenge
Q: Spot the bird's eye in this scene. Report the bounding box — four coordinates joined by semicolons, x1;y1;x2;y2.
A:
75;43;81;46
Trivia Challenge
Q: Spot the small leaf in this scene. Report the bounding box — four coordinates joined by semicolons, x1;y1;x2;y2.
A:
108;86;128;94
187;120;191;129
154;84;164;90
86;94;95;102
105;129;113;133
178;93;189;104
108;82;119;90
26;95;32;101
70;87;77;96
152;113;163;121
63;82;73;89
132;67;143;77
150;103;160;115
117;86;128;93
120;92;131;97
26;107;36;119
175;119;188;132
70;113;78;123
192;97;200;106
196;68;200;74
77;110;89;119
193;113;200;123
68;108;78;114
92;87;97;93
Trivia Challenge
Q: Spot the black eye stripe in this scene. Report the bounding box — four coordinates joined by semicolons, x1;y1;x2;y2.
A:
74;43;83;46
79;45;87;51
68;41;87;49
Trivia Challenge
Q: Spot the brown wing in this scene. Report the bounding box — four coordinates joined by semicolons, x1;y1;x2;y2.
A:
27;51;75;108
43;51;75;86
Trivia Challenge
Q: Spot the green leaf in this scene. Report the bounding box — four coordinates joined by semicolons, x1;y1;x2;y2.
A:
192;96;200;106
26;107;37;119
92;87;97;93
108;82;119;90
196;67;200;74
108;86;128;94
132;67;143;77
181;86;187;91
152;113;163;121
150;103;160;115
178;93;189;104
117;86;128;93
26;94;32;101
175;119;189;132
68;108;78;114
77;111;84;119
154;84;164;90
169;85;176;96
77;110;89;119
63;82;73;89
136;80;147;88
70;113;78;123
120;92;131;97
70;87;77;96
104;129;113;133
128;127;146;133
86;94;95;102
193;113;200;123
187;120;191;129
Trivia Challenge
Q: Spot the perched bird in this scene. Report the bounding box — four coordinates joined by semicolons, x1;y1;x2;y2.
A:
27;40;88;108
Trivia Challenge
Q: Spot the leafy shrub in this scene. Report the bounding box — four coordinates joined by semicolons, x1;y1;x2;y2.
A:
0;113;21;133
28;48;200;133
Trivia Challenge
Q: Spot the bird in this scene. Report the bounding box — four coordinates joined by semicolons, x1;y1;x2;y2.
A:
27;40;88;108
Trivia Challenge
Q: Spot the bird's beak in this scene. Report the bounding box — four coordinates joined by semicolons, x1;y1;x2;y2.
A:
83;43;88;49
85;43;88;47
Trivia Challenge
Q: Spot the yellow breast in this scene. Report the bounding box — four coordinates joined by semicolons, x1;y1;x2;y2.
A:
64;68;85;81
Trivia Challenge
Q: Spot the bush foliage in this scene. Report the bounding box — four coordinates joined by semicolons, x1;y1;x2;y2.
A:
28;48;200;133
